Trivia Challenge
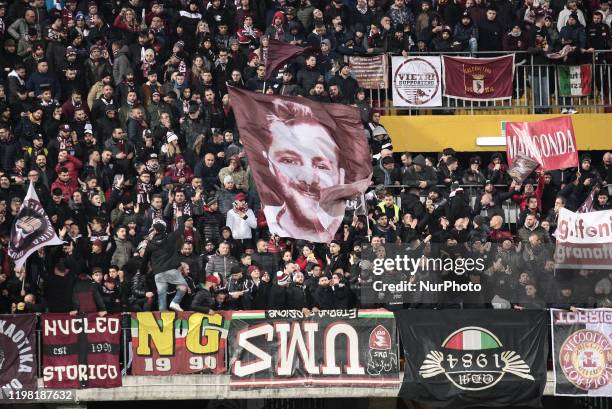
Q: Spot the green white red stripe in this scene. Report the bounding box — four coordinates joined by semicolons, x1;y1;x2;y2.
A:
558;65;592;97
443;327;501;350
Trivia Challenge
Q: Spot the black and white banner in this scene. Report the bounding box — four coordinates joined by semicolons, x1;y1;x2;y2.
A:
229;310;400;388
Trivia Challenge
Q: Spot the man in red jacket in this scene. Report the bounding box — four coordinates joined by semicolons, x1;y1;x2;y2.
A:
51;167;78;201
54;149;83;181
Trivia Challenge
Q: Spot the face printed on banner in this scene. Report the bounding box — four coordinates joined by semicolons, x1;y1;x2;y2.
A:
263;103;345;229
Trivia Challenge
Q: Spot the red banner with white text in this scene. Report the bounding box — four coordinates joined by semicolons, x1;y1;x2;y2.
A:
42;313;122;388
504;116;579;171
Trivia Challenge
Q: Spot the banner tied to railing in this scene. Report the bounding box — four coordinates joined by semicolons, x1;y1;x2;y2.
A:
392;56;442;107
551;308;612;396
348;55;389;89
130;311;230;375
228;309;400;388
42;313;122;388
0;315;37;398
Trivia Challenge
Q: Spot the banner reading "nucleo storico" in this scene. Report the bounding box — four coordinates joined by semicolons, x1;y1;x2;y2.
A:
42;314;121;388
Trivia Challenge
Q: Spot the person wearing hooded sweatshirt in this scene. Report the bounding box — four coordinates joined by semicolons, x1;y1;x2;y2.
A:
265;10;286;40
432;26;454;52
454;12;479;52
140;217;186;311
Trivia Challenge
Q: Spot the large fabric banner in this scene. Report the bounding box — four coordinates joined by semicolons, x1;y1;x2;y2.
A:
0;315;37;399
42;313;122;388
229;309;400;388
395;310;548;408
348;55;389;89
130;311;230;375
442;55;514;101
554;208;612;270
228;87;372;243
8;183;64;269
504;116;579;171
551;308;612;396
266;39;309;80
392;56;442;107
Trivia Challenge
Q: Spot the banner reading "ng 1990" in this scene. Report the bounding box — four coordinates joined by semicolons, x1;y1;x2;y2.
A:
228;309;400;388
130;311;230;375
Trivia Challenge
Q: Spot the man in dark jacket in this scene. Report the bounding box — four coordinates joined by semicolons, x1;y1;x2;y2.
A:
251;239;278;275
313;275;335;310
140;218;186;311
477;7;503;51
191;275;219;313
403;154;438;194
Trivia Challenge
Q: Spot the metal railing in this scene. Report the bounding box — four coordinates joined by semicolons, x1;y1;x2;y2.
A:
362;50;612;115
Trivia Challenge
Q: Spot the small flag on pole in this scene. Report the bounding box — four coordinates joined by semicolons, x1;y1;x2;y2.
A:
8;184;64;269
577;186;599;214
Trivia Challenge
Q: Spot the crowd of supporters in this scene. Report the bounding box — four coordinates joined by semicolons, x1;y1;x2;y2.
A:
0;0;611;315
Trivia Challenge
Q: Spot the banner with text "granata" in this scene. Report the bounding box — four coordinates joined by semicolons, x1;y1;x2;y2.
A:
551;308;612;397
42;313;121;388
130;311;230;375
554;207;612;270
442;55;514;101
228;309;400;388
395;309;549;408
0;314;37;399
504;116;579;171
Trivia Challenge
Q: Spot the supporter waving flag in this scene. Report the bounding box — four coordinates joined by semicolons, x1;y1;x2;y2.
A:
266;38;310;80
8;183;63;270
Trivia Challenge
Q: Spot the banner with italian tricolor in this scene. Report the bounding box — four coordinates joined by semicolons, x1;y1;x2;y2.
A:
228;309;400;388
395;309;549;408
558;65;592;97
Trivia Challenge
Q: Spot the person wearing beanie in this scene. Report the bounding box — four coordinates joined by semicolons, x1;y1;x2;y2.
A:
557;0;586;32
268;262;296;309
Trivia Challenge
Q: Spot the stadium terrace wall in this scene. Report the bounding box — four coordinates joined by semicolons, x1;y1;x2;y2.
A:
381;113;611;153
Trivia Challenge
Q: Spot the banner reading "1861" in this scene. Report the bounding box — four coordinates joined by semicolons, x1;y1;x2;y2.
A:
229;309;400;388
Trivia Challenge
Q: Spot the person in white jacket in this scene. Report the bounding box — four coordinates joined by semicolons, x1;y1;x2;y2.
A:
225;192;257;242
557;1;586;32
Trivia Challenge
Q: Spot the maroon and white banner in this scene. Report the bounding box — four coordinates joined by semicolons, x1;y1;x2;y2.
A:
348;55;389;89
551;308;612;396
42;314;122;388
442;55;514;101
9;183;64;270
0;315;37;399
228;87;372;243
504;116;579;171
554;208;612;269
